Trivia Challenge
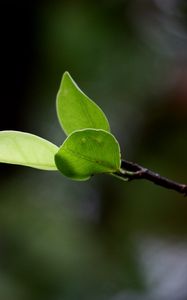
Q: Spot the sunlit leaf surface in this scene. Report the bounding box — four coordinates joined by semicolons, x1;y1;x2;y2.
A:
0;131;58;170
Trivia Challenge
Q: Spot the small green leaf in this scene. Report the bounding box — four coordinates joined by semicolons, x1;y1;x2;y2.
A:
55;129;120;181
56;72;110;135
0;131;59;170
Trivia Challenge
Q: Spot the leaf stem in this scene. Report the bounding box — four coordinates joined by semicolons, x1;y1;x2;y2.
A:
114;159;187;196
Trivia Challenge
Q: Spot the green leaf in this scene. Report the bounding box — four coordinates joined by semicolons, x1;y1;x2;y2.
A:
0;131;59;170
55;129;120;181
56;72;110;135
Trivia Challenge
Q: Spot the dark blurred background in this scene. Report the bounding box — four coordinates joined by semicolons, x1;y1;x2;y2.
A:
0;1;187;299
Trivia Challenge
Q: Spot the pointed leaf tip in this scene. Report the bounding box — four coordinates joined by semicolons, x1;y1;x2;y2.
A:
56;72;110;135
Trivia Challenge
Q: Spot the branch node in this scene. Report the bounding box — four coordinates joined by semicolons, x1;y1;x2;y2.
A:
117;159;187;197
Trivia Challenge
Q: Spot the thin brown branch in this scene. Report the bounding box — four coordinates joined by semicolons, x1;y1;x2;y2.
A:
116;159;187;196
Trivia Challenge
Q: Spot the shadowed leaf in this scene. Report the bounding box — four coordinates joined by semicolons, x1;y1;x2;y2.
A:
55;129;120;180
